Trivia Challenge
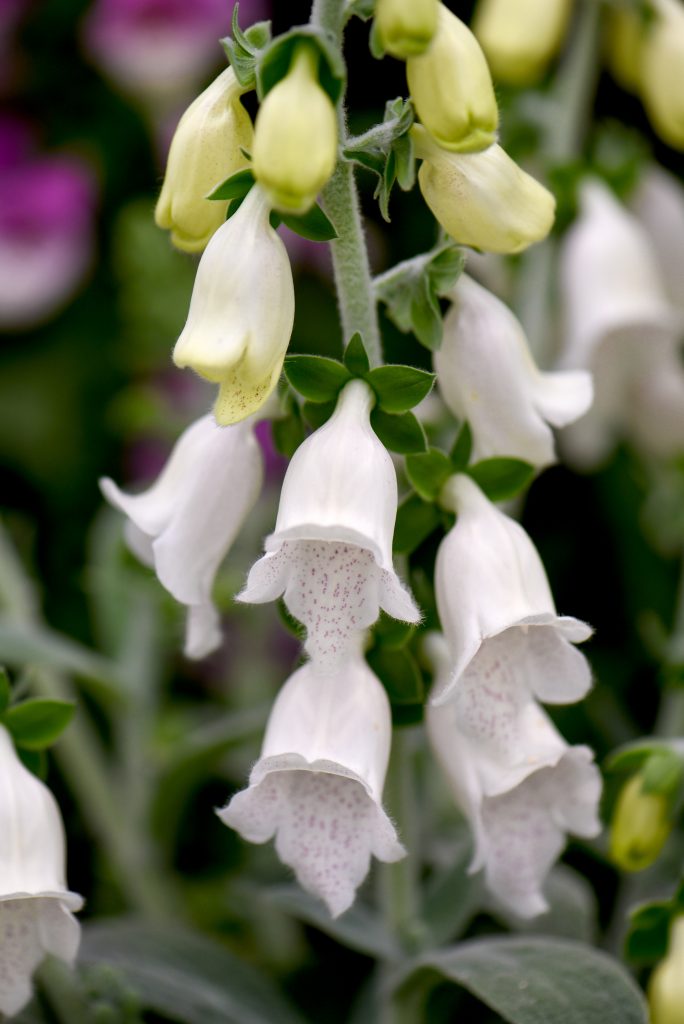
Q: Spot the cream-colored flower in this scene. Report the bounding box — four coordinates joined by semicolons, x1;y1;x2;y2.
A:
473;0;573;85
641;0;684;150
374;0;438;57
650;917;684;1024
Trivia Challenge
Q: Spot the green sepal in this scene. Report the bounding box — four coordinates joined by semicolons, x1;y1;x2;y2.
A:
277;600;306;642
277;204;338;242
466;457;535;502
347;0;376;20
206;168;255;202
450;421;473;471
257;27;346;103
367;646;424;724
284;355;352;402
301;399;336;429
365;364;435;413
371;408;427;454
271;400;305;458
18;747;48;780
344;98;415;221
625;879;684;965
0;667;10;715
393;493;443;554
343;332;371;376
605;738;679;778
220;8;272;90
640;750;684;797
3;697;76;750
405;448;454;502
375;242;465;349
372;611;416;651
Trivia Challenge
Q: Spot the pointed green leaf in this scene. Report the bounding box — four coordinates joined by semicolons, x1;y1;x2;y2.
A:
301;399;336;429
257;27;346;103
367;646;424;706
372;611;416;651
343;97;414;221
220;9;272;90
0;667;10;715
284;355;351;402
405;448;453;502
371;409;426;454
466;458;535;502
279;204;338;242
344;332;371;376
271;411;305;458
4;698;75;750
18;748;47;780
393;494;442;554
206;168;255;202
450;421;472;471
366;365;435;413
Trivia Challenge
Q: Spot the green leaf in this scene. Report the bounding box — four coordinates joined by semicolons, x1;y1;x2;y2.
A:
220;9;272;90
279;204;338;242
396;937;649;1024
371;409;427;454
604;738;676;777
450;421;473;471
271;411;305;458
4;698;75;750
405;448;453;502
206;168;255;202
257;27;345;103
0;667;10;715
393;493;442;554
80;919;306;1024
18;748;47;779
344;332;371;376
346;0;375;19
284;355;351;402
344;98;414;221
423;829;480;948
365;364;435;413
372;611;415;651
641;750;684;795
625;900;672;965
467;458;535;502
375;242;465;350
301;399;335;429
367;646;424;706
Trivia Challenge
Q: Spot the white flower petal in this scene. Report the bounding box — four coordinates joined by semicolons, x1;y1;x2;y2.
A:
36;898;81;965
630;165;684;314
0;900;44;1016
184;602;222;660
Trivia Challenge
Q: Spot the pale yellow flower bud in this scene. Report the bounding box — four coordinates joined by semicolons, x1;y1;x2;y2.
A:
252;45;337;215
473;0;573;86
650;917;684;1024
374;0;439;58
641;0;684;150
413;126;555;254
604;7;643;93
609;773;671;872
406;3;498;153
155;67;253;254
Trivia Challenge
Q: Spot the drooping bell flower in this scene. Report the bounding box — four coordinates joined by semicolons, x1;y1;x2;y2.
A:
433;474;592;708
239;380;420;669
630;166;684;315
0;725;83;1016
425;634;601;918
472;0;573;86
374;0;438;58
640;0;684;151
406;3;498;153
252;44;337;215
558;179;682;467
218;650;405;917
155;66;254;253
412;126;555;254
434;274;592;467
173;184;295;425
100;413;263;659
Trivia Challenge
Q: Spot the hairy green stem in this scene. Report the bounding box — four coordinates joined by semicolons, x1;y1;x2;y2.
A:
311;0;383;365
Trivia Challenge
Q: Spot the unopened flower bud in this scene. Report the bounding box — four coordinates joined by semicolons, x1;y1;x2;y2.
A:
406;3;498;153
605;7;643;93
610;772;672;872
473;0;573;86
374;0;438;58
155;67;253;253
650;917;684;1024
641;0;684;150
253;45;337;214
413;126;555;253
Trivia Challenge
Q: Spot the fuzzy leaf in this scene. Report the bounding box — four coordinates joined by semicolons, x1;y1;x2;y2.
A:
405;448;453;502
344;98;414;221
371;409;426;454
284;355;351;402
343;333;371;376
366;365;435;413
466;458;535;502
4;698;75;750
279;204;338;242
257;27;345;103
206;168;255;202
220;9;272;90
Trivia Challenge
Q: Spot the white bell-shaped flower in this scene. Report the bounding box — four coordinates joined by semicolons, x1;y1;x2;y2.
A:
558;179;682;467
0;725;83;1016
434;274;592;467
173;184;295;425
433;474;592;708
101;413;263;659
630;166;684;315
218;651;405;917
425;634;601;918
239;380;420;668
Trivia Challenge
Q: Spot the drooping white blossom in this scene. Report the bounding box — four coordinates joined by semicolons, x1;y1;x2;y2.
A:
630;166;684;313
0;725;83;1016
239;380;420;669
434;274;592;467
218;651;404;917
433;474;592;708
173;184;295;425
100;413;263;659
558;178;683;467
425;634;601;918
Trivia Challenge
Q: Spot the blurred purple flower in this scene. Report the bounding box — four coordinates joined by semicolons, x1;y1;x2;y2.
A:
83;0;269;109
0;134;97;330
